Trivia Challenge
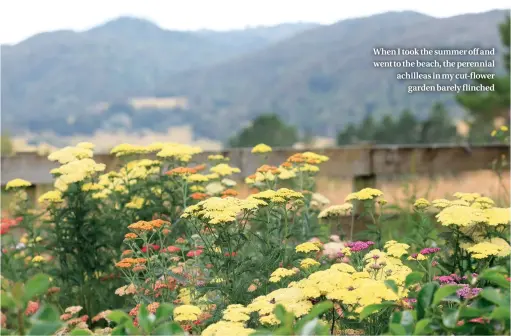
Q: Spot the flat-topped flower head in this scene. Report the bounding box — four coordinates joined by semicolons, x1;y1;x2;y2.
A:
38;190;63;204
413;198;430;210
269;268;297;282
210;163;241;176
173;304;202;322
300;258;320;269
436;205;488;227
251;143;272;154
48;146;93;163
5;178;32;190
110;144;147;157
318;203;353;218
484;207;510;226
295;242;320;253
157;143;202;162
345;188;383;202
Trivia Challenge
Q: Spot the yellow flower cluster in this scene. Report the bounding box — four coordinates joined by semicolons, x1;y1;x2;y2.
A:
249;188;303;204
248;287;312;325
269;268;298;283
318;203;353;218
181;197;266;224
465;238;511;259
295;242;320;253
251;143;272;154
202;321;255;336
52;156;106;192
210;163;241;176
38;190;63;204
436;202;510;227
207;154;229;162
413;198;430;209
384;241;410;258
48;146;93;164
157;143;202;162
173;304;202;322
125;197;145;209
301;152;329;163
345;188;384;202
300;258;320;269
5;178;32;190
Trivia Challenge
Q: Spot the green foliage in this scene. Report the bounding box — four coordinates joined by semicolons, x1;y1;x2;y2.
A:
1;274;64;335
337;104;460;145
456;15;511;142
369;267;511;335
107;304;184;335
228;114;298;148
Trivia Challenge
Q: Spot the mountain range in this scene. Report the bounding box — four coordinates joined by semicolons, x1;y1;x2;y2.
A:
1;9;508;145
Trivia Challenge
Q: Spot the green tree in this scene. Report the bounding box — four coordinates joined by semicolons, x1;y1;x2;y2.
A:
336;123;358;145
228;113;298;148
373;115;396;143
456;16;510;142
419;102;459;144
395;109;420;144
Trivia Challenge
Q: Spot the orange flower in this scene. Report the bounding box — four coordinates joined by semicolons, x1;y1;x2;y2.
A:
124;233;137;240
162;228;171;236
122;250;134;256
306;158;321;164
190;192;208;200
191;164;207;172
150;219;169;228
25;301;39;316
287;153;305;163
221;189;238;197
135;258;147;264
280;162;292;168
92;310;112;323
129;304;141;317
128;221;154;231
257;165;279;174
147;302;160;314
47;287;61;295
166;167;196;175
133;265;147;272
60;313;73;321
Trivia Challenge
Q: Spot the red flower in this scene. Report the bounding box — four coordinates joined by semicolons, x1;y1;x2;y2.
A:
166;246;181;253
224;252;237;257
141;244;160;253
469;317;489;324
25;301;40;316
80;315;89;322
186;250;203;257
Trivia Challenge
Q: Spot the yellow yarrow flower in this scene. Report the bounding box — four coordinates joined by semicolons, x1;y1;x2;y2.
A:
345;188;383;202
38;190;63;203
173;305;202;322
251;143;272;154
210;163;241;176
465;240;510;259
484;207;510;226
300;258;320;269
295;242;320;253
318;204;353;218
269;268;297;282
413;198;430;210
436;205;488;227
5;178;32;190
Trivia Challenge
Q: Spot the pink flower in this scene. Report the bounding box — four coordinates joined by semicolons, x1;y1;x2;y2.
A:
186;250;203;257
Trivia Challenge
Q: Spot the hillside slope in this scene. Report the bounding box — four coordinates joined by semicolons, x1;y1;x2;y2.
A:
1;17;317;131
160;10;508;140
1;10;508;142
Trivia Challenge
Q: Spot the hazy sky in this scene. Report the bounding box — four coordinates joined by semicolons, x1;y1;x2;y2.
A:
0;0;509;44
